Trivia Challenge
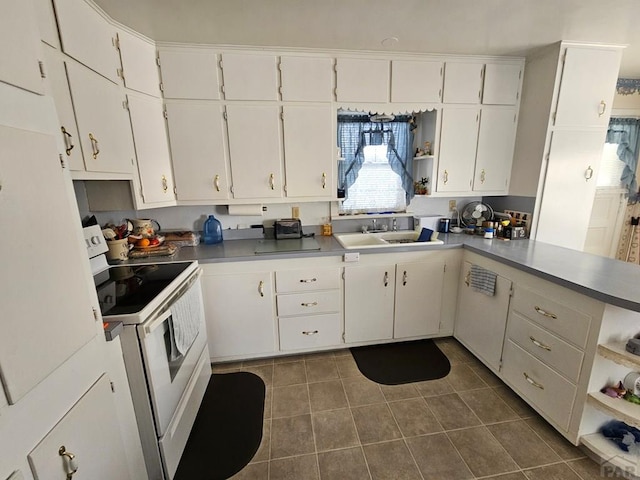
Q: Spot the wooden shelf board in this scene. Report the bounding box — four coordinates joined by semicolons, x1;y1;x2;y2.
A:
413;155;434;160
581;432;640;476
587;392;640;430
599;342;640;370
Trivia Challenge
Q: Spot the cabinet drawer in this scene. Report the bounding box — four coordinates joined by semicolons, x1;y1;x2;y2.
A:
277;291;341;317
502;340;576;431
276;268;341;293
279;314;342;351
510;285;591;348
507;312;584;382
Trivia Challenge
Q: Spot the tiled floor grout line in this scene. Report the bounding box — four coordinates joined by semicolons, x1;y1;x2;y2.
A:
302;357;321;480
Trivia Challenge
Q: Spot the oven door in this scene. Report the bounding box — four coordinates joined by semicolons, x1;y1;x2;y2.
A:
136;274;207;437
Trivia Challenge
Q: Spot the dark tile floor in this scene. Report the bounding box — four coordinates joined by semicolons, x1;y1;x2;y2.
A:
211;338;612;480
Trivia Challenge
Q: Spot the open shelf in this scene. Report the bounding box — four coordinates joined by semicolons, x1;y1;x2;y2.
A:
598;342;640;370
587;392;640;430
413;155;434;160
581;432;640;476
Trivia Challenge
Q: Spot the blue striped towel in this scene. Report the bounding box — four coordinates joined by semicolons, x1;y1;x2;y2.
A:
470;264;497;296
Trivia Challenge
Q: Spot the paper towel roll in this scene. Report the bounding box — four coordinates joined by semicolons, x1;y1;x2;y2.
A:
228;204;263;216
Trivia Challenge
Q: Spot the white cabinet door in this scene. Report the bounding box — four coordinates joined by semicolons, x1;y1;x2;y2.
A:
202;272;276;359
66;61;135;174
554;46;621;128
53;0;121;83
0;0;44;94
226;105;283;199
535;129;606;251
454;261;512;372
128;94;176;205
283;105;334;198
166;102;230;201
436;106;479;193
280;56;333;102
42;46;85;171
391;60;443;103
158;49;220;100
394;260;444;339
473;107;517;192
34;0;60;48
28;375;131;480
443;62;483;104
0;126;97;403
221;53;278;100
344;265;395;343
482;63;522;105
117;29;161;97
336;58;389;103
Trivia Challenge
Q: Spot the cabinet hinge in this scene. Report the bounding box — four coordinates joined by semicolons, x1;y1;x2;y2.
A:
110;381;116;393
342;332;345;342
59;154;66;169
440;66;443;76
173;185;177;195
113;33;120;51
38;60;46;79
334;87;338;98
221;84;226;94
223;110;228;121
443;263;447;273
219;58;223;69
140;186;145;199
283;184;288;192
277;60;282;72
333;61;338;73
156;56;161;67
552;111;557;124
230;185;234;194
509;287;514;297
519;69;522;79
280;111;284;121
117;67;124;80
341;271;345;280
122;99;129;111
279;86;283;97
92;308;99;321
163;107;168;119
159;82;164;92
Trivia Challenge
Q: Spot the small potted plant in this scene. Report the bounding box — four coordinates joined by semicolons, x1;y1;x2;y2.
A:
414;177;430;195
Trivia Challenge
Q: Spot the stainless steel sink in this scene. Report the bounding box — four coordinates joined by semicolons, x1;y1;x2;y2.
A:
333;231;444;249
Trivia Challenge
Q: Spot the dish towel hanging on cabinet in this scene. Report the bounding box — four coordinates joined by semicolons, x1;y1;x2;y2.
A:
169;282;205;360
469;264;497;296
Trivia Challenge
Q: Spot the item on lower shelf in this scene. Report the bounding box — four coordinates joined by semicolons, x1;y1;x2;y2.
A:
601;381;626;398
599;420;640;453
626;337;640;356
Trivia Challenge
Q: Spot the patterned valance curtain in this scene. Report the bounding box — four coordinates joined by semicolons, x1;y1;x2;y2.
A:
606;117;640;202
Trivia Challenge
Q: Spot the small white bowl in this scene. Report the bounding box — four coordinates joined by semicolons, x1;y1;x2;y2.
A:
450;226;463;234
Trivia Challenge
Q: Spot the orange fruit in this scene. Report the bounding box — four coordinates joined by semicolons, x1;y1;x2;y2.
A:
137;238;150;247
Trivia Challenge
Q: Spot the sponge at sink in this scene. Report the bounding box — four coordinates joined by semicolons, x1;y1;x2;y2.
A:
417;227;439;242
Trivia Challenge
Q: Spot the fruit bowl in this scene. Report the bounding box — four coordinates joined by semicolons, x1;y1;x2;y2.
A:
133;235;165;249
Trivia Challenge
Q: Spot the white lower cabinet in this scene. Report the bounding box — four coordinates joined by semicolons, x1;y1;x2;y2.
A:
454;258;512;372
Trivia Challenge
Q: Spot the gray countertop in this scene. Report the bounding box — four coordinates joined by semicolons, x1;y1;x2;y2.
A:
120;233;640;313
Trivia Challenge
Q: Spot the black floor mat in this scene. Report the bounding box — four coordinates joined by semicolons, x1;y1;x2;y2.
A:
174;372;265;480
350;339;451;385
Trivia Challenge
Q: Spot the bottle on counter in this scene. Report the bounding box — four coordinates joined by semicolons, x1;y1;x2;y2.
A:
203;215;223;244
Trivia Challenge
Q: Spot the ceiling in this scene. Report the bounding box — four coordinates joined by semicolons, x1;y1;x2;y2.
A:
93;0;640;78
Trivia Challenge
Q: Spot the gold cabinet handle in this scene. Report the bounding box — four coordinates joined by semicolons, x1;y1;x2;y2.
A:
59;446;79;479
88;133;100;159
322;172;327;189
302;330;319;336
161;175;168;193
269;173;275;190
383;271;389;287
598;100;606;117
258;280;264;297
301;302;318;307
61;126;74;156
214;174;220;192
402;270;408;286
299;278;317;283
534;306;557;319
585;165;594;181
480;169;486;184
523;372;544;390
464;270;470;287
443;170;448;185
529;336;552;351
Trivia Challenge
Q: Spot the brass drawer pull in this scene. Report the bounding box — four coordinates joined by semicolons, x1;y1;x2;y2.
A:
88;133;100;159
534;306;557;319
383;271;389;287
322;172;327;189
299;278;317;283
523;372;544;390
269;173;275;190
302;330;319;335
301;302;318;307
214;174;220;192
59;446;79;479
529;336;552;351
162;175;168;193
258;281;264;297
61;126;74;156
402;270;408;286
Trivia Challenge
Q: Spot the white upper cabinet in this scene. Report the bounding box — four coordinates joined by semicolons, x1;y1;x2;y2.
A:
66;60;135;174
436;106;480;192
0;0;44;94
128;94;176;205
443;62;483;104
482;63;522;105
282;105;334;198
167;102;230;202
553;46;622;128
53;0;121;84
221;53;278;100
336;58;390;103
117;29;161;97
158;49;220;100
473;107;518;192
280;56;333;102
0;125;97;403
391;60;443;103
34;0;60;48
226;104;283;199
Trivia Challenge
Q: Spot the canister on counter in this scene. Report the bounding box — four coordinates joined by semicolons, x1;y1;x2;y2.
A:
438;218;450;233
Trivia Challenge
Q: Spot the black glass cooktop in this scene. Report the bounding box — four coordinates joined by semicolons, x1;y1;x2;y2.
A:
94;262;191;317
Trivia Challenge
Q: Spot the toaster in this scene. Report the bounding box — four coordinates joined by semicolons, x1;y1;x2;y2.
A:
274;219;303;239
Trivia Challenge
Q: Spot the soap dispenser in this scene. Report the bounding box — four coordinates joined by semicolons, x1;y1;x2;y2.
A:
203;215;223;244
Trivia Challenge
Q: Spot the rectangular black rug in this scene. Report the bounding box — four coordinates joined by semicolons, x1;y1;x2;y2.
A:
174;372;265;480
350;339;451;385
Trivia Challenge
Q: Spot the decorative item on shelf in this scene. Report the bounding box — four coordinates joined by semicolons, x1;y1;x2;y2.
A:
423;141;432;156
414;177;430;195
